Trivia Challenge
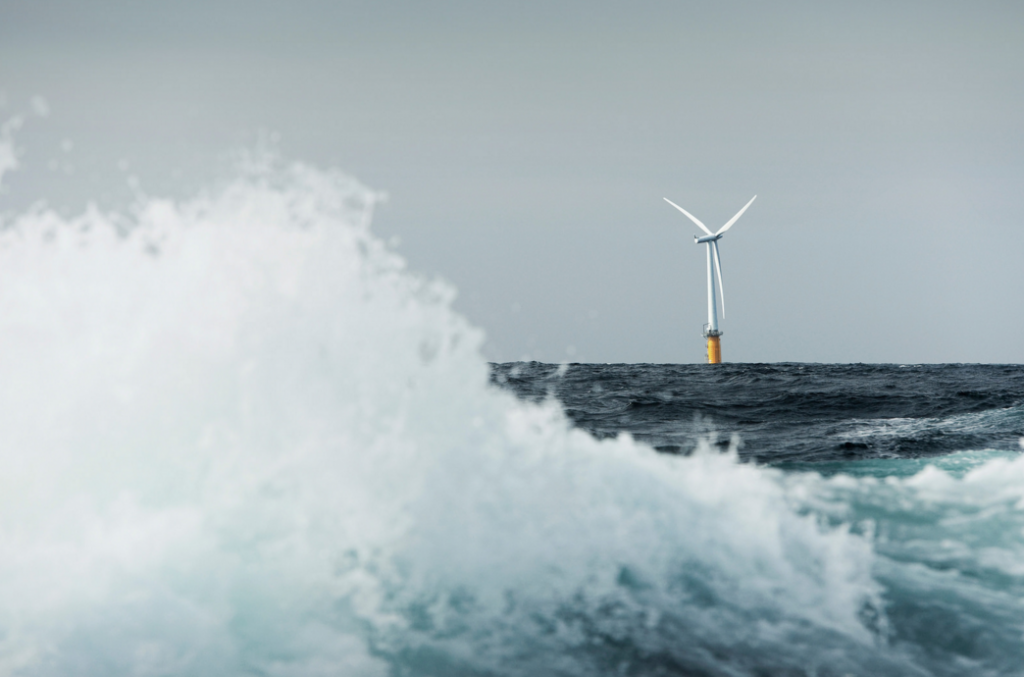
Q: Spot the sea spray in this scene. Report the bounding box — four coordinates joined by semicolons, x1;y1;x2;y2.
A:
0;140;1018;674
805;453;1024;675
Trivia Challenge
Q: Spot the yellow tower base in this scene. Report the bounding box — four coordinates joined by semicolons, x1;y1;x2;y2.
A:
706;334;721;364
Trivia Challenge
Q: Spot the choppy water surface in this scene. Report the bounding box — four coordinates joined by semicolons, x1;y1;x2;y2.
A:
490;362;1024;465
489;363;1024;675
0;127;1023;675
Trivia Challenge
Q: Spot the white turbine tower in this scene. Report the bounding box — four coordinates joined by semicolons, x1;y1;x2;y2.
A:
663;195;756;363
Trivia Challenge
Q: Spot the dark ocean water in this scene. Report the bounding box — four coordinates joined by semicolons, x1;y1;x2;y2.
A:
491;362;1024;466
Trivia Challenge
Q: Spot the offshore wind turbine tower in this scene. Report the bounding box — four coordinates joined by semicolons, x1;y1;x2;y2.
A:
663;195;756;364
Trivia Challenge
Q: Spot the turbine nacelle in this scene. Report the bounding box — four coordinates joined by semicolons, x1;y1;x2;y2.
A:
694;233;721;244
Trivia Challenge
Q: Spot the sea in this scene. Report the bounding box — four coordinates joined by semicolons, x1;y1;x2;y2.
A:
487;362;1024;676
490;361;1024;466
0;138;1022;676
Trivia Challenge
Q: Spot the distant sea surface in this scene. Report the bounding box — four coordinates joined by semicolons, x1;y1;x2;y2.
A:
491;362;1024;468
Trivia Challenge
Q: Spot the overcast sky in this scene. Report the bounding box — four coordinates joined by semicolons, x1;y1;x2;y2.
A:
2;0;1022;363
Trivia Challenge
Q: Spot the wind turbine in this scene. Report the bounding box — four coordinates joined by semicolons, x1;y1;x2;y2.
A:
663;195;756;364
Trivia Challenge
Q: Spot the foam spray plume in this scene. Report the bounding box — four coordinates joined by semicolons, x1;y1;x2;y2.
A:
0;134;1022;675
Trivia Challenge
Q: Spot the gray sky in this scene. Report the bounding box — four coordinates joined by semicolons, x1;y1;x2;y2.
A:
2;0;1023;363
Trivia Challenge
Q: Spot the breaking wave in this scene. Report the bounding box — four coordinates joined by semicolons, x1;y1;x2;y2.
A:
0;138;1021;675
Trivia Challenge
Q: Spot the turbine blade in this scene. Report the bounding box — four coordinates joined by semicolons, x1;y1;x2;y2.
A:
715;195;757;236
663;198;714;236
712;239;725;317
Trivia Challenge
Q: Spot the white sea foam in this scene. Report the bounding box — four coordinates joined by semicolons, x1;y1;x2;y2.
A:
0;136;1019;675
836;405;1024;444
